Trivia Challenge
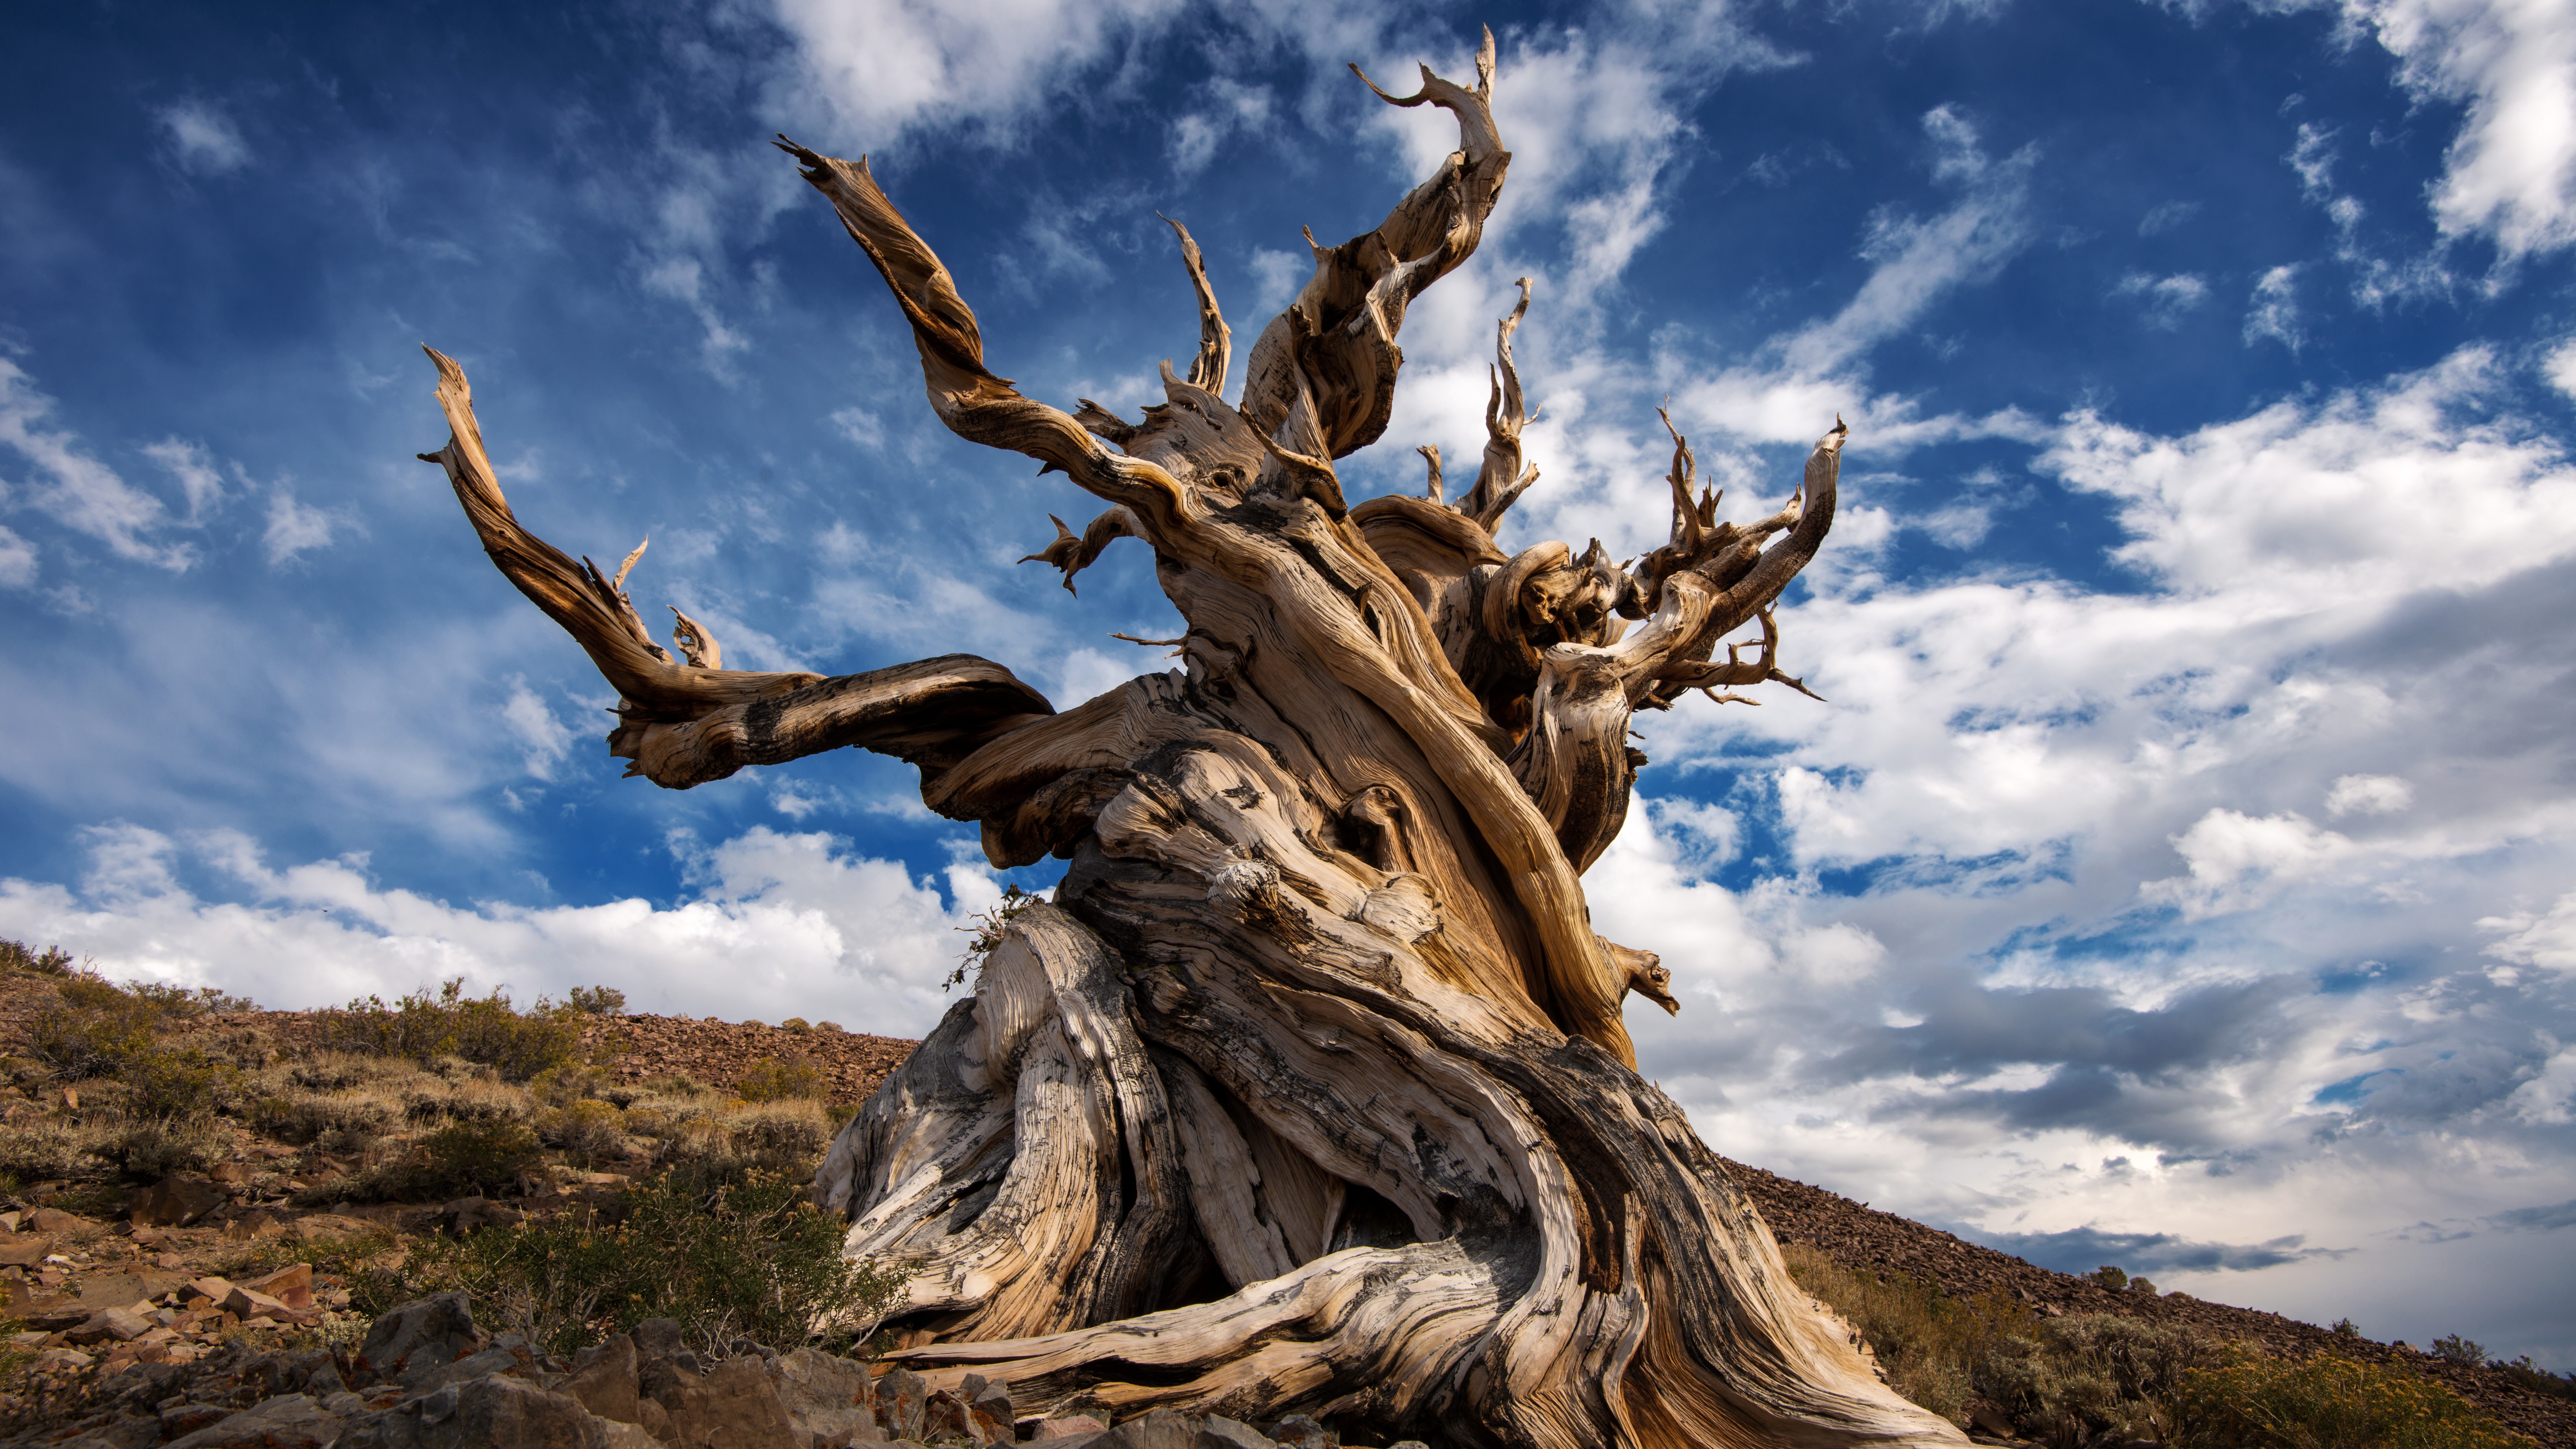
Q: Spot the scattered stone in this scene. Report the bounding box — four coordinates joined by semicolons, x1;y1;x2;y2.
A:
1028;1417;1110;1441
160;1403;234;1438
652;1356;800;1449
567;1333;642;1424
28;1205;90;1232
1268;1415;1334;1449
355;1293;485;1388
131;1177;227;1230
244;1261;315;1309
340;1373;607;1449
1201;1419;1280;1449
165;1393;345;1449
0;1236;47;1266
877;1366;928;1441
64;1306;152;1345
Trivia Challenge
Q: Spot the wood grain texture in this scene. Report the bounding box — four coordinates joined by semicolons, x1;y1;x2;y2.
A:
425;27;1960;1448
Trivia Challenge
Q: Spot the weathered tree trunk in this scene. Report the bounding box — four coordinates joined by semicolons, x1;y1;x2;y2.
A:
419;29;1961;1448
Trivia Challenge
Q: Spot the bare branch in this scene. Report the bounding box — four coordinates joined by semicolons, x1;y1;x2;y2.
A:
1464;276;1539;529
1416;443;1443;503
1160;214;1231;397
1018;508;1144;595
667;606;722;670
416;347;817;722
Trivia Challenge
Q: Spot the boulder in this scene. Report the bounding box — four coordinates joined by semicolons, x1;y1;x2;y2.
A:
922;1389;984;1445
340;1373;607;1449
356;1293;485;1388
131;1176;227;1230
0;1236;47;1267
566;1333;642;1424
243;1262;315;1309
1269;1416;1334;1449
876;1366;927;1441
165;1393;346;1449
183;1274;239;1305
28;1205;91;1232
159;1403;233;1438
966;1376;1015;1431
66;1307;154;1345
1200;1420;1280;1449
1028;1418;1110;1441
1090;1409;1203;1449
224;1284;318;1325
652;1357;801;1449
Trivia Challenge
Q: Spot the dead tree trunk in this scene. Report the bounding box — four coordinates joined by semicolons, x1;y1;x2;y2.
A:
418;29;1961;1448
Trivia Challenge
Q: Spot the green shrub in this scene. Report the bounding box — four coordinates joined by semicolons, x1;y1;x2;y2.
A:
414;1119;544;1198
780;1017;811;1032
528;1063;611;1108
537;1100;626;1166
2496;1357;2576;1401
2431;1334;2488;1368
0;939;76;976
319;979;582;1081
2179;1349;2537;1449
1780;1242;2031;1423
90;1114;220;1181
364;1167;903;1357
122;1046;241;1120
564;986;626;1016
252;1091;397;1149
24;980;160;1080
1988;1313;2227;1445
735;1056;825;1104
2334;1318;2364;1338
0;1118;86;1180
2091;1265;2130;1292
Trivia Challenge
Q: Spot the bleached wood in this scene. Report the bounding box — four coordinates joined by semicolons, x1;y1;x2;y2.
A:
426;27;1961;1448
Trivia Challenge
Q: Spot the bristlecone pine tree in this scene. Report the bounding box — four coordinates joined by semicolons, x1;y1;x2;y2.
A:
418;29;1962;1449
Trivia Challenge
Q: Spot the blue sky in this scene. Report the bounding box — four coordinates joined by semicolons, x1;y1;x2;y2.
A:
5;0;2576;1368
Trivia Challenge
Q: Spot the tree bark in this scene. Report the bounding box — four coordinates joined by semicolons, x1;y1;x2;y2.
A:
421;27;1961;1448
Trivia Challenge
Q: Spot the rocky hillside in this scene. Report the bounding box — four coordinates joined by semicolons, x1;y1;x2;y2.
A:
3;961;2569;1447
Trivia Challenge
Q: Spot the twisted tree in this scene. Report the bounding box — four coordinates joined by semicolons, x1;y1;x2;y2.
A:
419;30;1960;1448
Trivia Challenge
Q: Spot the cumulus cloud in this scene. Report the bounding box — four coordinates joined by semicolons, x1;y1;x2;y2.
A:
2115;271;2211;329
0;823;996;1031
2335;0;2576;258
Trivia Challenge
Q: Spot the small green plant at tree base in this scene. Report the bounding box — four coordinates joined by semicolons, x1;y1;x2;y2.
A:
735;1056;825;1104
360;1166;904;1358
2179;1348;2538;1449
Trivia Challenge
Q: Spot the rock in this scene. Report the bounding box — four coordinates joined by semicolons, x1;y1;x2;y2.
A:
67;1307;154;1344
567;1333;642;1424
28;1205;90;1232
0;1236;46;1266
131;1177;226;1230
341;1373;607;1449
56;1416;161;1449
160;1403;233;1438
224;1284;317;1325
799;1408;889;1448
772;1347;879;1442
1201;1420;1279;1449
968;1377;1015;1428
184;1274;239;1304
1028;1418;1110;1441
1269;1416;1334;1449
244;1262;316;1310
637;1398;673;1442
876;1367;928;1441
1091;1409;1213;1449
596;1421;662;1449
923;1389;985;1444
411;1345;540;1394
356;1293;485;1388
653;1356;801;1449
166;1393;345;1449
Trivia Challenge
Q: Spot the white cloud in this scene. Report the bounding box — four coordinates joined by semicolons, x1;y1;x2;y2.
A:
2546;336;2576;397
2114;272;2211;329
0;525;33;588
2336;0;2576;259
142;438;226;521
263;485;344;566
0;357;193;570
156;100;250;176
767;0;1189;148
2483;892;2576;974
2144;808;2358;918
2245;264;2303;350
2326;772;2414;816
0;823;995;1032
500;681;576;780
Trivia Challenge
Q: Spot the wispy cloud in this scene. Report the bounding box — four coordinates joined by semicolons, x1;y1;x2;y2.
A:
155;99;250;176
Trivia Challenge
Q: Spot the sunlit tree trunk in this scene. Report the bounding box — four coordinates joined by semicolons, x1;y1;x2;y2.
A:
418;29;1959;1448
